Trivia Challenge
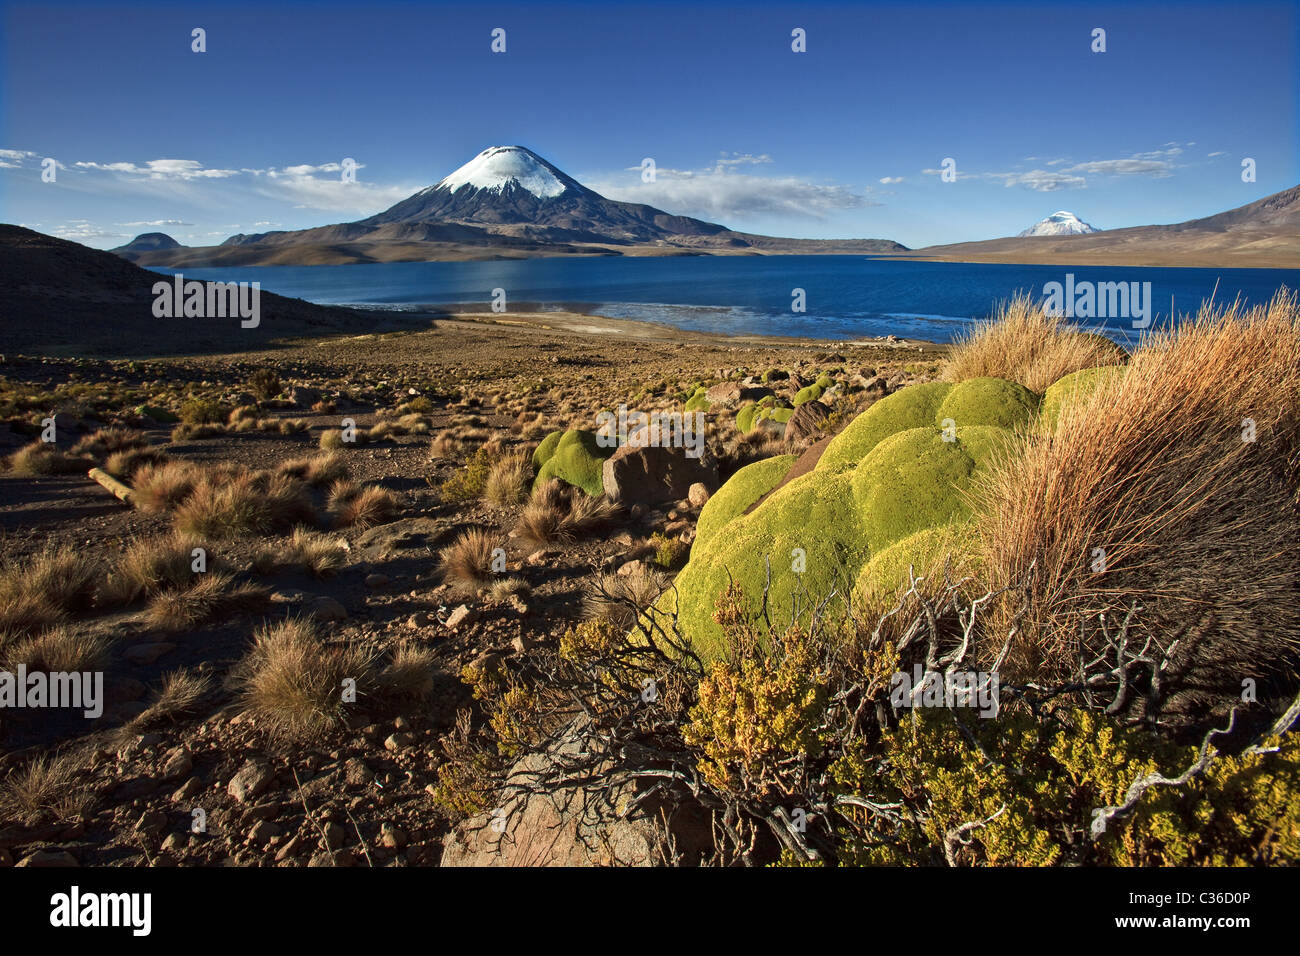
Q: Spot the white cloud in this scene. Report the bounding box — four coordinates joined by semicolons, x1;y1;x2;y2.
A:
74;158;239;179
118;219;193;227
596;153;875;222
924;145;1186;191
879;176;904;185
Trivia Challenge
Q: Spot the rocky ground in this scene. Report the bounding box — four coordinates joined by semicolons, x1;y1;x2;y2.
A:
0;311;942;867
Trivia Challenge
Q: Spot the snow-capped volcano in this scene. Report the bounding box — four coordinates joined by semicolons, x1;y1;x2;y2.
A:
119;145;907;266
1018;211;1100;237
437;145;572;198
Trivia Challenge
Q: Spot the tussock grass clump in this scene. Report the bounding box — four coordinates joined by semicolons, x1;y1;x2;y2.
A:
145;571;269;632
247;368;282;402
943;293;1128;393
173;470;314;538
131;460;202;512
3;625;111;673
130;669;213;729
438;446;493;502
439;528;498;594
483;449;532;506
171;422;225;441
229;617;373;742
103;445;169;480
487;576;531;603
582;568;669;629
5;441;92;476
278;452;349;487
253;527;347;578
515;479;619;548
0;748;96;825
328;481;399;530
428;431;462;459
975;292;1300;721
70;427;148;459
99;532;205;606
0;545;102;636
377;643;438;699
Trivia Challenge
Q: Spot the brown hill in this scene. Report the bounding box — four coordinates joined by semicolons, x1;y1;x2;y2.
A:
896;185;1300;268
0;225;399;357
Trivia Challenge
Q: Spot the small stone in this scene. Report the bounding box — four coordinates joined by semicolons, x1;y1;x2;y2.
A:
364;573;390;588
617;559;648;577
321;821;346;851
160;833;186;853
688;482;711;508
384;732;414;753
393;716;410;732
408;611;433;627
445;605;477;630
247;820;281;845
159;748;193;781
344;758;374;786
380;823;407;849
511;635;532;655
228;760;275;804
171;776;203;802
274;833;306;862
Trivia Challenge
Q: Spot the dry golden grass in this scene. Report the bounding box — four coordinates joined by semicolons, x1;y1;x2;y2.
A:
377;643;437;699
0;545;101;636
103;445;169;480
439;527;498;594
515;480;571;547
253;527;347;578
328;482;399;530
974;292;1300;717
3;625;111;673
487;576;531;602
0;748;96;825
582;568;669;629
428;431;462;459
145;572;270;632
483;449;532;506
277;452;350;487
943;293;1129;393
130;669;213;729
99;532;205;607
173;470;315;538
131;460;202;513
230;617;373;741
5;441;92;476
71;427;148;459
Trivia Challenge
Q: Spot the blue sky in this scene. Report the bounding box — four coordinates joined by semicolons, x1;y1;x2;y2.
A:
2;0;1297;250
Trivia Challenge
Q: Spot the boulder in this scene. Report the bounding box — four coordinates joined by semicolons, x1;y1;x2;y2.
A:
602;426;718;506
784;400;829;447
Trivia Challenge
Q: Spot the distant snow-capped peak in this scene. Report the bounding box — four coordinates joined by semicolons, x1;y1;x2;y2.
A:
435;145;569;198
1018;210;1100;237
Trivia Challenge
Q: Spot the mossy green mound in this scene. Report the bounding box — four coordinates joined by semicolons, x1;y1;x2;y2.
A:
532;428;611;497
736;404;759;433
1041;366;1125;428
851;523;977;613
816;381;952;473
532;430;564;470
695;454;797;548
934;377;1040;431
661;422;1009;660
759;406;794;425
685;390;711;413
793;384;824;406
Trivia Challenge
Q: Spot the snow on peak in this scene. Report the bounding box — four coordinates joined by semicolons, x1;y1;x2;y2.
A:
1018;210;1100;237
437;146;567;198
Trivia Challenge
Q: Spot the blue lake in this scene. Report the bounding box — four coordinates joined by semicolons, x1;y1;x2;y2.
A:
152;256;1300;343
